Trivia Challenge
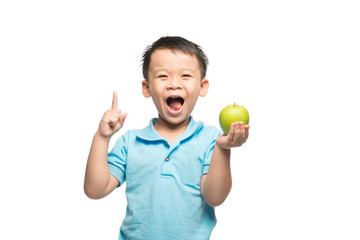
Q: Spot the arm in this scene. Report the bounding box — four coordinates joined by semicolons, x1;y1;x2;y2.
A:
84;92;127;199
201;122;250;207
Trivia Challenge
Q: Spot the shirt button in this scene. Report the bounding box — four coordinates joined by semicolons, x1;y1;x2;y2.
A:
165;157;170;162
164;142;168;147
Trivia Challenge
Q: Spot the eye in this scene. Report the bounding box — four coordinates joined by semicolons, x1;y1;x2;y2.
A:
182;74;192;78
158;75;168;79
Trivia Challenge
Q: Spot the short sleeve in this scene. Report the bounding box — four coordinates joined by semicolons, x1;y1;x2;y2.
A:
202;127;222;174
107;132;128;186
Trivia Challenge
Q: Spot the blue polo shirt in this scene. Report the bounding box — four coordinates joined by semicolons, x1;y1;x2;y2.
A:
108;117;222;240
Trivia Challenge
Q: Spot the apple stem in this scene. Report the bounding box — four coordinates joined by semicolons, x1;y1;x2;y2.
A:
233;102;236;107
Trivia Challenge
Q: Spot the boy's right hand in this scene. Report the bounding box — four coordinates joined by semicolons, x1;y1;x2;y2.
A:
97;91;128;139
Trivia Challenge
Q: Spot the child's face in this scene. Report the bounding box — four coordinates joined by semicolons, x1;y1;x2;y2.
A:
142;49;209;126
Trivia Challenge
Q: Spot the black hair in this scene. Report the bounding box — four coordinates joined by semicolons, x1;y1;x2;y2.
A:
141;36;208;81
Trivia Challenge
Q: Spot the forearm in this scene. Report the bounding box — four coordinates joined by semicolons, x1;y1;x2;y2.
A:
202;143;232;207
84;131;111;198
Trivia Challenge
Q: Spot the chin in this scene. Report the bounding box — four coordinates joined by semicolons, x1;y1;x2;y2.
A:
160;113;191;126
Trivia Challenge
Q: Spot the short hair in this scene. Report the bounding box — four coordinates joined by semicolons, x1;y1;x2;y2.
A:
141;36;209;81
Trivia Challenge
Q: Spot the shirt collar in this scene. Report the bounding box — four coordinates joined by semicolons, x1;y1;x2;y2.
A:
136;116;204;142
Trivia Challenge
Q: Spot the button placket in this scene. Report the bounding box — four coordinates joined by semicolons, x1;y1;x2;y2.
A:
163;141;170;162
160;141;180;176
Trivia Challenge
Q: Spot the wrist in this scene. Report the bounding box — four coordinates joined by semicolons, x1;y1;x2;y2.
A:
215;141;232;152
94;130;111;142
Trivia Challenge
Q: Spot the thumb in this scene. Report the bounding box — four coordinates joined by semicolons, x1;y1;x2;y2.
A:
118;112;128;127
227;123;235;140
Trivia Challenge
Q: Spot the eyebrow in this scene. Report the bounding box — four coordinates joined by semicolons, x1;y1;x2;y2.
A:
152;67;196;73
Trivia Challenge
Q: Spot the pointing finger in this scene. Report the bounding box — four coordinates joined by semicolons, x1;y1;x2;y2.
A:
112;91;118;109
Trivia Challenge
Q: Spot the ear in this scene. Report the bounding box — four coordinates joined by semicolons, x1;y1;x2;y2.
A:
199;79;209;97
142;80;151;98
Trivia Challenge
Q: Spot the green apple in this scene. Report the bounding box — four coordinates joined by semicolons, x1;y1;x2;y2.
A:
219;104;249;134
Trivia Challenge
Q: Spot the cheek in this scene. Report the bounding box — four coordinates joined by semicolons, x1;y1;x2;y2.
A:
187;84;201;96
149;87;162;100
148;87;163;104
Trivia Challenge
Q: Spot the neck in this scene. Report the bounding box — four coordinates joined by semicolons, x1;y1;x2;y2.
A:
154;116;191;144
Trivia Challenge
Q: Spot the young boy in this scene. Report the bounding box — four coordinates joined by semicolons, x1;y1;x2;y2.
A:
84;36;250;240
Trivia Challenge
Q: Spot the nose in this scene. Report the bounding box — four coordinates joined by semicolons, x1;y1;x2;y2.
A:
167;77;182;90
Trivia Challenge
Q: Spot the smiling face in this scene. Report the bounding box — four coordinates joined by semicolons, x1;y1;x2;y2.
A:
142;49;209;128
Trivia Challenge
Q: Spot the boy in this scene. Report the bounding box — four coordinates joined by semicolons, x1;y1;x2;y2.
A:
84;36;250;240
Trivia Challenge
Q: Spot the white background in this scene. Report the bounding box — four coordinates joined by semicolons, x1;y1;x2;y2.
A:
1;0;359;239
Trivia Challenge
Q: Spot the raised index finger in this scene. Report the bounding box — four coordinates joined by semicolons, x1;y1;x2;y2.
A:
112;91;118;109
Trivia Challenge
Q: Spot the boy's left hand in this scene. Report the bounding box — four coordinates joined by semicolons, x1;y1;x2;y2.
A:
216;122;250;149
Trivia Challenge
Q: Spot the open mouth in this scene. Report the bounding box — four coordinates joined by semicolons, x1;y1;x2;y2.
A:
166;96;184;114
